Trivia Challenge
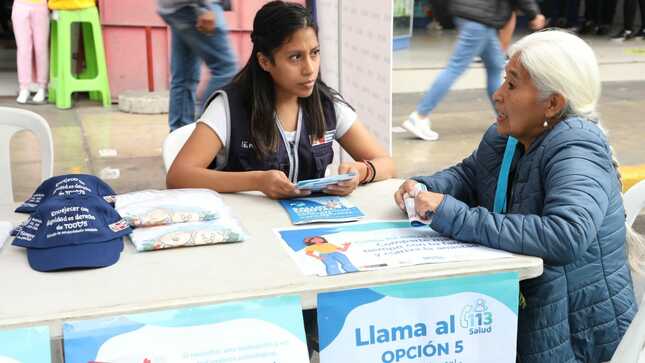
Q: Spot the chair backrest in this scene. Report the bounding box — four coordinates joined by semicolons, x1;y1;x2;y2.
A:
162;123;196;172
610;295;645;362
625;179;645;228
625;179;645;303
0;107;54;204
610;180;645;362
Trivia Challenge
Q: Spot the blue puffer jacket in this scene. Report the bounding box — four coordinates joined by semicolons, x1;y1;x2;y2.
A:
414;118;637;362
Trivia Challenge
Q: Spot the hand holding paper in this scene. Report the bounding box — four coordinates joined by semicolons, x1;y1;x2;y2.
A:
295;172;357;192
323;164;360;196
403;183;431;226
260;170;311;199
395;180;445;226
413;189;445;217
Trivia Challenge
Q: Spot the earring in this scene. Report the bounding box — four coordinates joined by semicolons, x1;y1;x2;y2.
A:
543;120;549;128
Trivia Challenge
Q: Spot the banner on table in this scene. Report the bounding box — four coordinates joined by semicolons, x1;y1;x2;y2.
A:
275;220;513;276
318;272;519;363
0;326;50;363
63;295;309;363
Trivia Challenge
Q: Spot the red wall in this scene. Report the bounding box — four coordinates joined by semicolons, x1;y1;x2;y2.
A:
98;0;305;100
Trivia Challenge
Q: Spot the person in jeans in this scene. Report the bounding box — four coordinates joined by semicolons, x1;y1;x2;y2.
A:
157;0;237;131
402;0;545;141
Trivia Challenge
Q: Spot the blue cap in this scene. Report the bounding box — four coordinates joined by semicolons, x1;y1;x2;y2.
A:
12;194;131;272
15;174;116;214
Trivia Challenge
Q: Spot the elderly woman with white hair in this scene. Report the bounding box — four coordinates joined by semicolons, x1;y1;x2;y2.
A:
394;29;642;362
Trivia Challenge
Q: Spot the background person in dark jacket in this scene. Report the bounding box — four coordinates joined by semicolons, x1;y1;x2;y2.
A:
578;0;616;36
402;0;545;141
395;30;640;362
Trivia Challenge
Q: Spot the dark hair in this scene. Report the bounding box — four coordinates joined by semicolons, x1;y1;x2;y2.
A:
231;0;347;159
304;236;327;245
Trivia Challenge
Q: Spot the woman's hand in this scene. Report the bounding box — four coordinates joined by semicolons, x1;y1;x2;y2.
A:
324;163;360;196
394;179;421;210
258;170;310;199
394;179;444;218
414;191;445;219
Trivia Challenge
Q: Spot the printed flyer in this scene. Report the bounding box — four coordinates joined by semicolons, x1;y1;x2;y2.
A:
275;220;513;276
63;296;309;363
318;273;519;363
0;326;51;363
279;196;364;224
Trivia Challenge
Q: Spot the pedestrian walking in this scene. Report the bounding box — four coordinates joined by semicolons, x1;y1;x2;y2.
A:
403;0;545;141
157;0;238;131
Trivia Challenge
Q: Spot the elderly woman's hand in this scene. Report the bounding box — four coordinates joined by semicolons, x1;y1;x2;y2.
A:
414;191;445;219
394;179;445;218
394;179;420;210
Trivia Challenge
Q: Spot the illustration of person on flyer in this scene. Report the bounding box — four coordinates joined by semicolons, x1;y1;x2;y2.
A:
303;236;358;275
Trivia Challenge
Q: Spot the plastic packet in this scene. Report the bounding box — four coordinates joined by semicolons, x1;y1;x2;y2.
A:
404;183;432;227
115;189;227;227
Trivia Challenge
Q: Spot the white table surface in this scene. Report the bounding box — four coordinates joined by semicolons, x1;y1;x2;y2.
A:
0;179;543;335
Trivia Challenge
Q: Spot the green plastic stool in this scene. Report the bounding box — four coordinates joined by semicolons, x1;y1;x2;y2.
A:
48;6;111;109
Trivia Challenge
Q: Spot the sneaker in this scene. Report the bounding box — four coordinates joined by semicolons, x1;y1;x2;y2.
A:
401;112;439;141
16;89;29;104
610;29;633;41
32;88;46;104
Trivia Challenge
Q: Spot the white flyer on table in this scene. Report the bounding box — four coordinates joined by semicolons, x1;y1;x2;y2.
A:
275;220;513;276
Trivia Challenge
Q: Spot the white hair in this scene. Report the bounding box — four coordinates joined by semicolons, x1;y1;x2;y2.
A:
509;29;601;121
511;29;645;275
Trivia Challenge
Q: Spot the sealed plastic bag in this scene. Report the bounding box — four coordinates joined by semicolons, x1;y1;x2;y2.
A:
129;219;247;252
115;189;226;227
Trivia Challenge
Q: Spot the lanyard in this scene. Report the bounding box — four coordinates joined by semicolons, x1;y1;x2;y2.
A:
493;137;518;214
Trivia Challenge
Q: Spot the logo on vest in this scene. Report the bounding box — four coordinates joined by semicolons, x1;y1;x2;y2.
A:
312;129;335;146
240;140;255;150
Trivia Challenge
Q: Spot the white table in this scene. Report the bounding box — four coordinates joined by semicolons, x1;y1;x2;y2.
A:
0;179;542;360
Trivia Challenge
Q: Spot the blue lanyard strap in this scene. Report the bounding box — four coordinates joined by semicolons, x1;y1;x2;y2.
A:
493;137;518;214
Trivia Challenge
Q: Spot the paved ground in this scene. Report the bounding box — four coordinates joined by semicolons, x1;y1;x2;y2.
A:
3;98;168;201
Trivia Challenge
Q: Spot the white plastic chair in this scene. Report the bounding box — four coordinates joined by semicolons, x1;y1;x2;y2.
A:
162;123;196;172
625;179;645;306
0;107;54;204
610;180;645;363
625;180;645;228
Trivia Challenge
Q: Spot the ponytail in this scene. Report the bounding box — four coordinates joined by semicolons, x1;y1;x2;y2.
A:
607;141;645;275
